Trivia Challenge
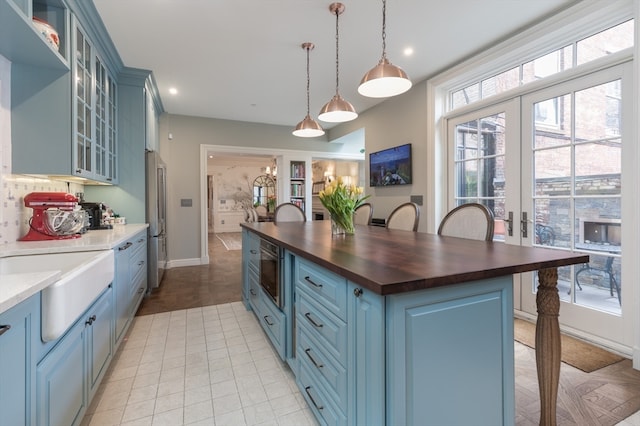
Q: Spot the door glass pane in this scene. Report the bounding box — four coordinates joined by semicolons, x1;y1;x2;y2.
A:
575;81;621;140
533;94;571;147
454;113;506;240
534;197;570;249
532;79;622;315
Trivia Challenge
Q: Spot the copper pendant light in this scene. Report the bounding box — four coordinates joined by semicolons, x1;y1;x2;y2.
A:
358;0;412;98
293;43;325;138
318;3;357;123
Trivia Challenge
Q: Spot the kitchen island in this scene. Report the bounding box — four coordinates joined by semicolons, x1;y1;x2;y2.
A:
241;221;588;426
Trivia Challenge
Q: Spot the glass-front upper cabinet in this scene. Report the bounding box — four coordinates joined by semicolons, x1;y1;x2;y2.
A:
73;21;118;183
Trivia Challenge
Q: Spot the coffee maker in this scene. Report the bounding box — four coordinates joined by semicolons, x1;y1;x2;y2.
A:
79;202;113;230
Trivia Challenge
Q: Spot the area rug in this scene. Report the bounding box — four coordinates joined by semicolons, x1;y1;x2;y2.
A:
514;318;625;373
215;232;242;251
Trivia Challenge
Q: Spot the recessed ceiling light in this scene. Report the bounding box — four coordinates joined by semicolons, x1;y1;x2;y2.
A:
169;87;178;95
403;47;414;56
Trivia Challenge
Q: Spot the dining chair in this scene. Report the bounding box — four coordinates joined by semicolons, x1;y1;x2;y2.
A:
353;203;373;226
255;205;267;217
386;202;420;231
437;203;495;241
274;203;306;223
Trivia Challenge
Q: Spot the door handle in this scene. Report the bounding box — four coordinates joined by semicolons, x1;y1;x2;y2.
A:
521;212;531;238
504;212;514;237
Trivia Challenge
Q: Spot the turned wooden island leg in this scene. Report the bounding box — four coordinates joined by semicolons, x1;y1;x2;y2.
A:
535;267;561;426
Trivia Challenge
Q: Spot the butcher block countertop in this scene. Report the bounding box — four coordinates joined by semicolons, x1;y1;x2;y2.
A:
241;221;589;295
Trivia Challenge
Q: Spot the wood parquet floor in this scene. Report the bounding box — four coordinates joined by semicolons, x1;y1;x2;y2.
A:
136;232;640;425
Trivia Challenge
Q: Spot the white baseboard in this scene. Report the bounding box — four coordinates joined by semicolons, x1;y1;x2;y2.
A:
166;257;209;268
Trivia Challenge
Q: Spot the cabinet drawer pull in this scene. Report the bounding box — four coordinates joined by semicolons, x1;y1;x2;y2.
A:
250;249;258;254
263;315;274;326
304;276;323;288
137;261;145;266
304;312;323;328
249;289;256;296
137;238;145;243
85;315;97;326
304;386;324;410
0;325;11;336
304;348;324;369
138;288;145;294
119;242;133;251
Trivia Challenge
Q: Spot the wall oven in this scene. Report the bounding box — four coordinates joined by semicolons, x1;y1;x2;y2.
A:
259;238;283;309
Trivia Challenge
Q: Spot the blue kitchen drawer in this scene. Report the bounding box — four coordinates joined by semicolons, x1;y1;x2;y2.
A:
297;326;347;413
298;362;347;426
297;291;347;367
295;257;347;321
257;294;286;360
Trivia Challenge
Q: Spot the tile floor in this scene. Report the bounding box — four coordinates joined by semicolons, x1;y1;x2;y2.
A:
81;302;317;426
81;299;640;426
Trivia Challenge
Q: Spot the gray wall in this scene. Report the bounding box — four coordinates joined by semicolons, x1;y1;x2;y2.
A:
329;80;429;230
158;115;368;264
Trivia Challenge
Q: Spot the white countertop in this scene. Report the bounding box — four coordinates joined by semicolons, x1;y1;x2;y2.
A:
0;224;149;315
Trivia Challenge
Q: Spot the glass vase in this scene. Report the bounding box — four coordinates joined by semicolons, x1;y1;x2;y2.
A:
330;213;355;236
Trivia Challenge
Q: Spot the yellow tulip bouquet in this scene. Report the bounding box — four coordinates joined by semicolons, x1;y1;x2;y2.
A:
318;177;370;235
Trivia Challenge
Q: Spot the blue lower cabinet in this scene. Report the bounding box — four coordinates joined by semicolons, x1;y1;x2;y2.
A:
298;362;347;426
36;287;114;426
349;282;385;426
386;277;514;426
258;292;286;360
0;294;39;426
297;328;347;413
36;314;87;426
88;287;114;401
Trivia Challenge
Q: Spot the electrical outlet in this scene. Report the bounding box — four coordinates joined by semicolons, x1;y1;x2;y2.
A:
221;219;225;224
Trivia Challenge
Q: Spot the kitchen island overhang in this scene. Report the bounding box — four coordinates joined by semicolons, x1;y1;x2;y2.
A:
241;221;588;426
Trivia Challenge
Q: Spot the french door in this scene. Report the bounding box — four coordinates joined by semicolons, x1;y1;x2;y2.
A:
446;62;632;350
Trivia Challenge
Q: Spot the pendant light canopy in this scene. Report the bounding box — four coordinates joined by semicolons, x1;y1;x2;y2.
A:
318;3;357;123
358;0;411;98
293;42;325;138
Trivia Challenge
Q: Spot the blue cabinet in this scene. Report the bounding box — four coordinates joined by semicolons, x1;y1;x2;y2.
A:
242;228;260;308
36;286;113;426
294;257;351;425
0;294;39;426
113;229;147;348
241;231;288;360
385;277;514;425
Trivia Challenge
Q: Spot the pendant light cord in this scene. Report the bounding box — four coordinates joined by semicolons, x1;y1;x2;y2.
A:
305;45;311;116
381;0;387;60
334;7;340;95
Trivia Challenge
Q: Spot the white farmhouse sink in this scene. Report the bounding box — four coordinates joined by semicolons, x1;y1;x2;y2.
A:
0;250;114;341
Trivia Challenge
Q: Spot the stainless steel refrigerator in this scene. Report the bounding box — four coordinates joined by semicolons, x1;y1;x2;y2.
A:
146;150;167;290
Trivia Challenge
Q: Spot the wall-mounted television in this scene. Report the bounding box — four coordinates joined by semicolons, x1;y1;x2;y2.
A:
369;143;412;186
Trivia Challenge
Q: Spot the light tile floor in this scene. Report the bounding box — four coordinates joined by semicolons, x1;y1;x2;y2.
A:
81;302;317;426
82;301;640;426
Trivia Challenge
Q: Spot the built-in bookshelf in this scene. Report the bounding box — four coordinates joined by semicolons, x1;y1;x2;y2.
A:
290;161;306;212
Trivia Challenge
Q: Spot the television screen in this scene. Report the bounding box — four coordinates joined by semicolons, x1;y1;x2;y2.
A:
369;143;412;186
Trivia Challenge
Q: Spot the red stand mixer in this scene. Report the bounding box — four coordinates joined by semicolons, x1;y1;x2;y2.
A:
20;192;85;241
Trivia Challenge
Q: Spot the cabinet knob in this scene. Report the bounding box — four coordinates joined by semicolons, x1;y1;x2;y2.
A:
85;315;97;326
354;288;363;297
0;325;11;336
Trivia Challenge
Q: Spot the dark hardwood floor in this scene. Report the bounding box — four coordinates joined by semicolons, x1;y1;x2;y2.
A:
136;233;242;316
136;232;640;425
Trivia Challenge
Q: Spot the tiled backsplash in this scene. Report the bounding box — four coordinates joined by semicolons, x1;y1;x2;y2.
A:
1;175;84;244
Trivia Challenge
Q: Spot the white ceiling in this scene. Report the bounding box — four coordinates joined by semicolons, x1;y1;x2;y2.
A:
93;0;578;130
